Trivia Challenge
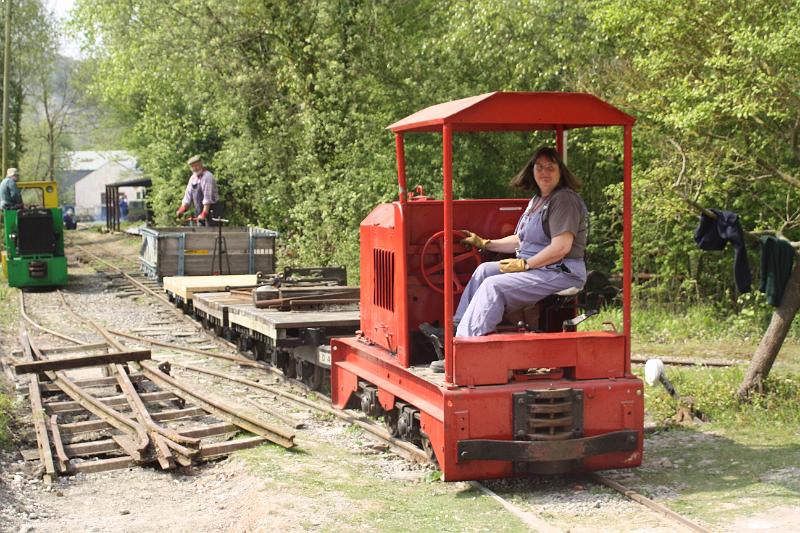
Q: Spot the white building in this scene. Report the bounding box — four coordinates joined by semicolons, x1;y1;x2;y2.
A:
70;151;144;220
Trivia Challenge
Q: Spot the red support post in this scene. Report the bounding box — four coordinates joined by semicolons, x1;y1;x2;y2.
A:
556;126;564;156
623;125;633;368
395;133;407;204
442;123;454;383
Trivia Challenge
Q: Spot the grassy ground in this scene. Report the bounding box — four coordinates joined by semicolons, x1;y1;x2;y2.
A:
236;436;530;532
0;282;20;449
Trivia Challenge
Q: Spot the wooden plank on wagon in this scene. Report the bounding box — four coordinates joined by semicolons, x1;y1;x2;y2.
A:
192;291;251;322
14;350;151;374
163;274;258;301
227;305;359;339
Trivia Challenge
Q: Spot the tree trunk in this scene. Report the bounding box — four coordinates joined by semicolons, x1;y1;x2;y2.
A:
736;253;800;401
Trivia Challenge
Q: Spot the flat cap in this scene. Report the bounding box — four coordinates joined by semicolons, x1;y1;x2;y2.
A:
6;167;18;177
186;155;202;165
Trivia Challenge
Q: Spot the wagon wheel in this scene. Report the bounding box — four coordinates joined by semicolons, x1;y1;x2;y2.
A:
419;230;481;295
298;361;323;390
281;354;297;379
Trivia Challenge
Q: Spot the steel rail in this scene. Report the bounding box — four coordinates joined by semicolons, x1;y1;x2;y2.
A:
589;473;710;533
19;290;89;345
631;354;737;368
139;360;294;449
74;244;174;307
59;288;288;451
106;328;266;368
55;291;210;467
17;277;284;474
468;481;563;533
75;242;242;354
49;414;70;473
174;362;428;464
21;327;150;458
241;396;305;429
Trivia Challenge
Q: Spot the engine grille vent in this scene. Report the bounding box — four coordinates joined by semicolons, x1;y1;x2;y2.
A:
18;209;56;255
372;248;395;311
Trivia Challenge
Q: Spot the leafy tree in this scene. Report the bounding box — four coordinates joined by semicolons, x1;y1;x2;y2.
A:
1;0;58;172
591;0;800;398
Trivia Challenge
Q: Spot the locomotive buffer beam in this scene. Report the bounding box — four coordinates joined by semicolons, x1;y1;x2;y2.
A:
457;430;639;463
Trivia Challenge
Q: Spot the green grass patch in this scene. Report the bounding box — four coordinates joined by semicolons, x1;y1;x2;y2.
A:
591;302;800;346
0;284;19;330
637;365;800;430
0;391;16;449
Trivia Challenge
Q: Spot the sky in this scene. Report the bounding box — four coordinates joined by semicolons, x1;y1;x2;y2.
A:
44;0;81;59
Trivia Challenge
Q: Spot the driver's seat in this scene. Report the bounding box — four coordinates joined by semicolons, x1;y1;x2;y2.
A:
502;285;584;332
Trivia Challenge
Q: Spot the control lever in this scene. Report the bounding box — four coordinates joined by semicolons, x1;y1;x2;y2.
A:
562;309;599;331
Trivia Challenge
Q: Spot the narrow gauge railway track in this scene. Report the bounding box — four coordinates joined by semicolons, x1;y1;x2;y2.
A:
67;233;710;532
8;292;295;485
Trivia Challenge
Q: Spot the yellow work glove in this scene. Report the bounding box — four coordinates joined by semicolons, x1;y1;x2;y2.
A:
460;230;489;250
499;258;529;273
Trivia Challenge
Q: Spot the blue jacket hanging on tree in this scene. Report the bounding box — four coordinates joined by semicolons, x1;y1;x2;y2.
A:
759;236;795;306
693;209;752;293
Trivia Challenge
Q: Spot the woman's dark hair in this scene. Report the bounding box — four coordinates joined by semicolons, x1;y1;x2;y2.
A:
509;146;582;194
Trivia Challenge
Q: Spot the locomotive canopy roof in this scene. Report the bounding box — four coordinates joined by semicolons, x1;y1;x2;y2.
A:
388;92;635;133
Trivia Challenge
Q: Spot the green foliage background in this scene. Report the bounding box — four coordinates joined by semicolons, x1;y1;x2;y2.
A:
70;0;800;313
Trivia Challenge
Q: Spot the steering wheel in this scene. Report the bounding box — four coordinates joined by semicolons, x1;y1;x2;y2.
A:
419;229;482;294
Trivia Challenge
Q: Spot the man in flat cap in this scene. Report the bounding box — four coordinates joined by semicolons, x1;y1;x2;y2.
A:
176;155;219;225
0;168;23;210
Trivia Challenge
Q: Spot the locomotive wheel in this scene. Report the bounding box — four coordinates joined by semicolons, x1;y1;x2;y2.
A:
383;408;399;437
421;434;438;466
236;335;251;354
419;229;481;295
295;358;307;381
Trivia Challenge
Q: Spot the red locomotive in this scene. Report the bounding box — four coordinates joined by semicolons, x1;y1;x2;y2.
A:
331;92;643;481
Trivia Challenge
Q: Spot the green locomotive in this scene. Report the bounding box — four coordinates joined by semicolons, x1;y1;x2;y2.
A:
2;181;68;288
